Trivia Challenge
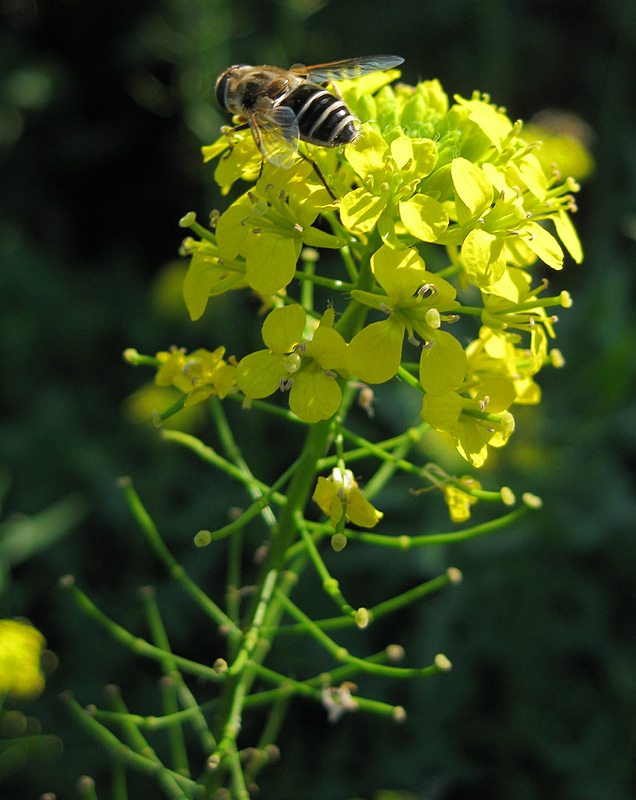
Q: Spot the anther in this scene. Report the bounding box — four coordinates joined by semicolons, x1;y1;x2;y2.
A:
417;283;436;298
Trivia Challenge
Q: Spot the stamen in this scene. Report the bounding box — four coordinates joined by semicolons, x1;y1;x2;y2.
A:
417;283;436;298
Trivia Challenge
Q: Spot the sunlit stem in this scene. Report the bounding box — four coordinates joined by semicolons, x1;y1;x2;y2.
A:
269;568;461;636
344;505;533;547
209;396;277;530
227;570;278;677
296;512;357;620
275;591;448;679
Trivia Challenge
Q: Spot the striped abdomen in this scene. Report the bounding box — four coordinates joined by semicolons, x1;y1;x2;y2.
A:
283;84;358;147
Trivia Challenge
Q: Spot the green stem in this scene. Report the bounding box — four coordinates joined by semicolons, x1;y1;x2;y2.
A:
118;479;240;636
60;576;226;683
344;505;532;547
275;591;449;679
206;241;380;794
61;692;197;798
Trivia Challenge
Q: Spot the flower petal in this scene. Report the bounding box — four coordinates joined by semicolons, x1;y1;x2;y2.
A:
236;350;287;399
346;317;405;384
262;305;306;354
289;370;342;422
419;330;467;394
246;233;301;295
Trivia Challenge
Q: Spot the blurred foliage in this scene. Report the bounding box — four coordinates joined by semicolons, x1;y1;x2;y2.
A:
1;0;635;798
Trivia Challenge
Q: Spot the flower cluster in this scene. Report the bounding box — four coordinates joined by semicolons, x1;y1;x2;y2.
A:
155;346;236;406
172;69;581;470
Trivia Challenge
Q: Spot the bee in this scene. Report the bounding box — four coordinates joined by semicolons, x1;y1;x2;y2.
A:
215;55;404;199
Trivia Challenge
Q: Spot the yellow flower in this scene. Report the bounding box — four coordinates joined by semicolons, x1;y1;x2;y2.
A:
443;479;481;523
0;620;46;700
236;306;348;423
313;468;383;529
155;346;236;406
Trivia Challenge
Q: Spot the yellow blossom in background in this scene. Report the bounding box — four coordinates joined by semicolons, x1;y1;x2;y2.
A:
123;383;206;432
521;110;595;182
0;620;46;701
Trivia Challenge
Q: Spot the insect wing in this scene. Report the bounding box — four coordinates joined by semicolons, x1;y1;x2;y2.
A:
294;55;404;84
249;104;300;169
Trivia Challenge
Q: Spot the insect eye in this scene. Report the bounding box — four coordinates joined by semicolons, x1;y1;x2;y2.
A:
215;65;252;111
215;72;231;111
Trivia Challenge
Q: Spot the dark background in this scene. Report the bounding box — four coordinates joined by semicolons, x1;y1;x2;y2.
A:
1;0;636;798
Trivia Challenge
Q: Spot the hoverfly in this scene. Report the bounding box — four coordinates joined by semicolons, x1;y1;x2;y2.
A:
215;55;404;200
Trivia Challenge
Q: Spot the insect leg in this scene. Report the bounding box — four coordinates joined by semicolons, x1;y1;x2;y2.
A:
220;122;251;159
296;149;338;203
